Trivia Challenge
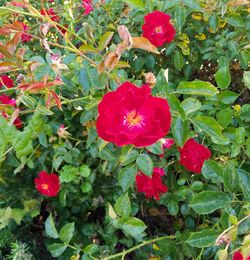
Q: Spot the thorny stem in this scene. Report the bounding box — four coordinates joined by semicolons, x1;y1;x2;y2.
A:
103;235;175;260
215;214;250;246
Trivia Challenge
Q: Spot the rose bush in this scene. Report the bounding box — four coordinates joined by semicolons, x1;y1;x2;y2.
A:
0;0;249;259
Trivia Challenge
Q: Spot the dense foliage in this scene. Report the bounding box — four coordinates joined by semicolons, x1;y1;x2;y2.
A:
0;0;249;259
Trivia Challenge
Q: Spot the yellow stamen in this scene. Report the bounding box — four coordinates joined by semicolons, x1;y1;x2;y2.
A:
155;26;163;33
125;110;143;127
42;183;49;190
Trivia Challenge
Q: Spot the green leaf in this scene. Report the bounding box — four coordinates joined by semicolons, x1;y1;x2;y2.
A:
202;160;223;184
118;165;137;192
115;193;131;218
36;104;54;115
215;66;231;89
19;94;36;109
231;144;241;157
59;223;75;243
226;13;244;27
172;118;188;147
136;154;153;176
191;181;203;191
98;31;114;51
192;115;222;138
216;108;233;128
146;141;163;155
209;14;219;32
48;243;67;258
176;81;219;96
165;42;176;55
174;6;186;31
154;68;168;93
80;182;92;193
243;71;250;89
45;214;59;239
186;229;220;248
14;130;33;164
235;127;246;144
59;165;78;183
190;191;231;214
223;161;239;193
108;204;117;219
166;94;185;120
79;44;97;53
120;149;139;166
79;68;90;91
79;165;91;177
218;90;239;104
167;200;179;215
237;169;250;200
174;49;184;71
181;98;201;115
121;217;146;238
124;0;145;8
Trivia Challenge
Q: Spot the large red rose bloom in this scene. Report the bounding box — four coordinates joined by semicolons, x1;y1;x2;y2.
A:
142;11;176;47
34;171;60;197
0;75;14;88
96;82;171;147
136;168;168;200
179;138;211;174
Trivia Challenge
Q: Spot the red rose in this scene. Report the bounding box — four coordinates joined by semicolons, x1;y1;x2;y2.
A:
0;94;16;106
233;251;244;260
82;0;93;15
21;22;32;42
179;138;211;174
96;82;171;147
142;11;176;47
0;75;14;88
40;8;60;22
35;171;60;197
161;138;175;149
136;168;168;200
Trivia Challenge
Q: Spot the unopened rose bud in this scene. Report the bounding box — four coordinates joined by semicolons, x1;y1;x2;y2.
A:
57;124;71;139
144;72;156;88
215;233;230;246
16;74;24;83
161;138;175;149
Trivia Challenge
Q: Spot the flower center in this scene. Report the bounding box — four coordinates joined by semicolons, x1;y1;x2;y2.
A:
42;183;49;190
124;110;143;128
155;26;163;33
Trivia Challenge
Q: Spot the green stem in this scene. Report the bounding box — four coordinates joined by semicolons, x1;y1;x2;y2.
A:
103;235;175;260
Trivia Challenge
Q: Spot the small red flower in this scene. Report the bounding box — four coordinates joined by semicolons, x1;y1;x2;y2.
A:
97;82;171;147
21;22;32;42
82;0;93;15
34;171;60;197
233;251;243;260
0;95;22;128
1;111;22;129
142;11;176;47
13;116;22;129
161;138;175;149
136;168;168;200
0;75;14;88
179;138;211;174
0;94;16;106
40;8;60;22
